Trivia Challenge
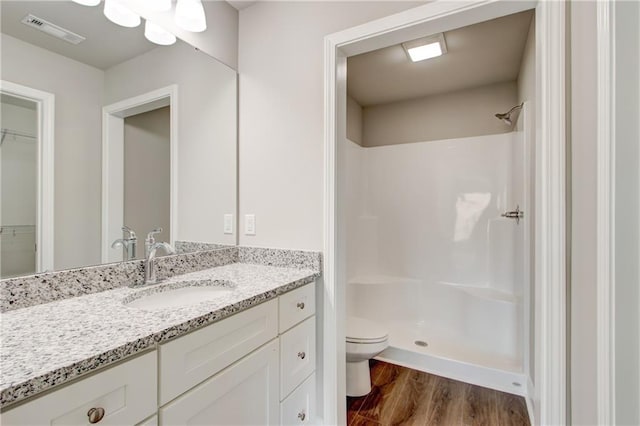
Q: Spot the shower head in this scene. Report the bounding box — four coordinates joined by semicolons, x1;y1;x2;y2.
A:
495;103;524;126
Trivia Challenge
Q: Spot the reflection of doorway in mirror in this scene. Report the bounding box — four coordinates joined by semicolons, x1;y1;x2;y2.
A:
0;94;37;278
102;85;178;264
0;81;54;278
123;106;171;260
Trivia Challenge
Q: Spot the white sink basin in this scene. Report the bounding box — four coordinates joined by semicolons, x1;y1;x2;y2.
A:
124;280;234;310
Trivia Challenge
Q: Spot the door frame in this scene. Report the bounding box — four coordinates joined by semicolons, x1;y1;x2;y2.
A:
596;1;615;423
322;1;567;424
0;80;55;273
101;85;178;263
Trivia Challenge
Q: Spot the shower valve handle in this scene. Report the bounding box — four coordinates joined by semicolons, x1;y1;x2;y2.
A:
501;205;524;225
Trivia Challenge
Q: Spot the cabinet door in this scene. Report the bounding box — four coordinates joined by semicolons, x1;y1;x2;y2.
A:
2;351;157;426
280;373;316;426
160;340;280;426
280;316;316;399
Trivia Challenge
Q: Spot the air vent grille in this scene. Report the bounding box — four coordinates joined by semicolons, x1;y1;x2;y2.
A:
21;14;86;45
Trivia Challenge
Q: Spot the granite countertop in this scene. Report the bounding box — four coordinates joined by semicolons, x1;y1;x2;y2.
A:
0;262;319;409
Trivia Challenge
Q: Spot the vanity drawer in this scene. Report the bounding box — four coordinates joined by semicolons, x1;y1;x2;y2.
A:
280;373;316;426
160;339;280;426
280;316;316;399
279;282;315;333
2;351;156;426
159;299;278;404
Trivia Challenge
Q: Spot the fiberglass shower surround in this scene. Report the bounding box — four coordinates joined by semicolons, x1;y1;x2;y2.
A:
345;130;528;395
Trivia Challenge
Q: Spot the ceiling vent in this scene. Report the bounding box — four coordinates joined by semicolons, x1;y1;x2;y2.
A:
21;14;86;45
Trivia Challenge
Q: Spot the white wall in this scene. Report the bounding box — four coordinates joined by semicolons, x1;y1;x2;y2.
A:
346;95;363;145
238;1;423;250
361;81;518;146
614;1;640;423
1;34;104;271
570;3;598;424
123;106;171;256
104;40;237;246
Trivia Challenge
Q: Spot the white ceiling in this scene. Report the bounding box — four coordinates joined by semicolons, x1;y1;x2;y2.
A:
0;1;159;70
347;10;534;107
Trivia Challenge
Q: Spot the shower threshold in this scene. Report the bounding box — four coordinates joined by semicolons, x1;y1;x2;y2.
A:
375;325;527;397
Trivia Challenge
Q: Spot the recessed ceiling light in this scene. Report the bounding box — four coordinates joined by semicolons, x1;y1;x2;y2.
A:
402;33;447;62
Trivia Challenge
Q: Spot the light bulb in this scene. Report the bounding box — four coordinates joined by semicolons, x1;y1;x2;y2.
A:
145;0;172;12
72;0;101;6
104;0;141;28
175;0;206;32
145;20;177;45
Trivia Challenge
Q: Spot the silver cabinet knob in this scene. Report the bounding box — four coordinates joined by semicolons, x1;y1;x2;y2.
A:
296;302;305;310
297;351;306;359
87;407;105;424
298;411;306;421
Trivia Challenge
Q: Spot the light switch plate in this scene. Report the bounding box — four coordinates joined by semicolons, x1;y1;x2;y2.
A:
224;214;233;234
244;214;256;235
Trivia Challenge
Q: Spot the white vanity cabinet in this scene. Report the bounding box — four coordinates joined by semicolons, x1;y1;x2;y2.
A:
1;351;157;426
159;282;317;426
1;282;317;426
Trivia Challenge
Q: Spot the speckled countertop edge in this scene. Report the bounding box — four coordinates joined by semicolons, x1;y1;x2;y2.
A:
0;264;320;409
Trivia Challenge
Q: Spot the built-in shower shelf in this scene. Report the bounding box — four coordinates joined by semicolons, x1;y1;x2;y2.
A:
436;281;518;303
348;275;421;286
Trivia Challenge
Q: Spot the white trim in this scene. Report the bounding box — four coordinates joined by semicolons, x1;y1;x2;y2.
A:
101;85;178;262
324;1;567;425
596;1;615;424
534;1;567;424
0;80;55;273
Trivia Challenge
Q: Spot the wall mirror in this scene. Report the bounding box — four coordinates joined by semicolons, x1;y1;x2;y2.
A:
0;0;237;278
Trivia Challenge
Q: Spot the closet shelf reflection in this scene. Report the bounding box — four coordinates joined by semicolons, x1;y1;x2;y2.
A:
0;225;36;237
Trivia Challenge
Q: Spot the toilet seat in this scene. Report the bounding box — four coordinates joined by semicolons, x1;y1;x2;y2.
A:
346;317;388;344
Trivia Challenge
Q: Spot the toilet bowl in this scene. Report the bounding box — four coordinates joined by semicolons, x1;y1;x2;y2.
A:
346;317;389;397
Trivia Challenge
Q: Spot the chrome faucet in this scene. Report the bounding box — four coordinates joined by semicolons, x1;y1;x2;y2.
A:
144;228;176;285
111;226;137;261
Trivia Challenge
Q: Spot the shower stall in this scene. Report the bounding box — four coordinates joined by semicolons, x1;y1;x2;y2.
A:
345;105;531;396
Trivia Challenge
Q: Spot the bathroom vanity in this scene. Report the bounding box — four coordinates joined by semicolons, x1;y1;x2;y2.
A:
0;248;320;426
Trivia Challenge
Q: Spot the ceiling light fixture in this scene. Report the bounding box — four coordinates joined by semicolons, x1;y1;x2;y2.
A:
104;0;141;28
145;20;176;45
175;0;207;32
402;33;447;62
71;0;101;6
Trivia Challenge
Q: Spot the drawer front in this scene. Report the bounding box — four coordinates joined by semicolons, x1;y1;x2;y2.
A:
2;351;156;426
279;283;315;333
160;339;280;426
280;373;316;426
280;316;316;399
159;299;278;404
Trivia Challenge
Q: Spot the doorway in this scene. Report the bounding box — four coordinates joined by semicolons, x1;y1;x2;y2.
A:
323;1;567;425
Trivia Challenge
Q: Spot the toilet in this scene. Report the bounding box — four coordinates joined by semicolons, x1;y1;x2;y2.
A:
345;316;389;397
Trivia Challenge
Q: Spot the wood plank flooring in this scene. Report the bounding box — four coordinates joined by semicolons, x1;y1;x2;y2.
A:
347;360;530;426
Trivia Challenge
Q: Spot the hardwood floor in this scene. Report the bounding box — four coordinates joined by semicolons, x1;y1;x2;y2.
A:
346;360;530;426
